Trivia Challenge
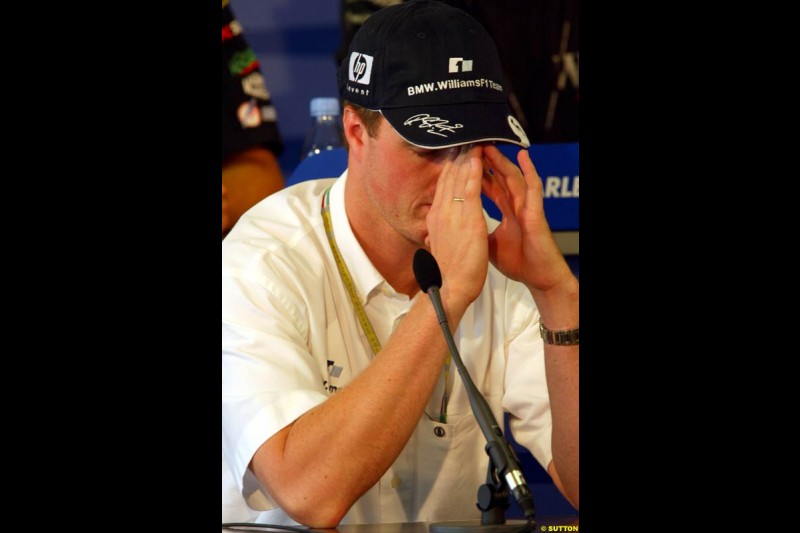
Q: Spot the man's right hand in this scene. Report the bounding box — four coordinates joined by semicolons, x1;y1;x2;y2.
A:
424;144;489;320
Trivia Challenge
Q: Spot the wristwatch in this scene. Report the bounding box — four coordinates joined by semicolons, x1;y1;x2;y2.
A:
539;322;580;346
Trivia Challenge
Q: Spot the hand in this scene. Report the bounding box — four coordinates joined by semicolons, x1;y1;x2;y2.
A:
482;147;579;512
425;144;488;312
481;145;572;292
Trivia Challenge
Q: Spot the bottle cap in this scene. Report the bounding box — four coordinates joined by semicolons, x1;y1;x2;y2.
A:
310;97;340;117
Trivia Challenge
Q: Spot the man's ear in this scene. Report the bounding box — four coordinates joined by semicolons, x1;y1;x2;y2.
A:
342;106;368;158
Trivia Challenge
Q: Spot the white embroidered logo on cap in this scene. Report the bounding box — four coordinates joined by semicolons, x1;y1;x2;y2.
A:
448;57;473;73
349;52;373;85
508;115;530;146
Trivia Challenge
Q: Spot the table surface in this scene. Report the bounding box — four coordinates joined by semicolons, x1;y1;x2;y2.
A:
223;515;579;532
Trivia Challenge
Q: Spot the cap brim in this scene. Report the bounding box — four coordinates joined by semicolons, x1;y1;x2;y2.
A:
381;102;530;150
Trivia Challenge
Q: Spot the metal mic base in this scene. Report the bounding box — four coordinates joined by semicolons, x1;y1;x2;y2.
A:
429;520;533;533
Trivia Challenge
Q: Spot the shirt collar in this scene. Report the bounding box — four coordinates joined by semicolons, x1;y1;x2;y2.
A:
328;170;388;305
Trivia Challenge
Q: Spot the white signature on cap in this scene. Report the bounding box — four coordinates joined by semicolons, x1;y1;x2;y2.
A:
403;114;464;137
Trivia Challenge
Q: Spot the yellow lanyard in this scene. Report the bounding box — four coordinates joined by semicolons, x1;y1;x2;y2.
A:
321;187;450;422
321;188;382;356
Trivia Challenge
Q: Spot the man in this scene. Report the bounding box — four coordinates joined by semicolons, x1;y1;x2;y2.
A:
222;0;578;527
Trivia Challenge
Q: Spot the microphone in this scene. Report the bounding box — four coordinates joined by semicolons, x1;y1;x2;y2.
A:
413;249;536;530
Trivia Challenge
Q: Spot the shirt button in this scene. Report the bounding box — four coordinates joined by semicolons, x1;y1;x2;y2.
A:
391;476;402;488
434;426;446;438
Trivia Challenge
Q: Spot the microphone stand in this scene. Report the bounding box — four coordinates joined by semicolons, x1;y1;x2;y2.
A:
412;249;536;532
477;460;512;526
426;282;535;533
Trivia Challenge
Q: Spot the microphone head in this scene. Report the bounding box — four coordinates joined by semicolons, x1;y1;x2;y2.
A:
413;248;442;292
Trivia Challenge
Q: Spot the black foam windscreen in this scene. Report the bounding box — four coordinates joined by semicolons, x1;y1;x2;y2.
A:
413;248;442;293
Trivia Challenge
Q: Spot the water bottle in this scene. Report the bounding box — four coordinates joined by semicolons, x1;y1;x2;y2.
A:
300;97;344;161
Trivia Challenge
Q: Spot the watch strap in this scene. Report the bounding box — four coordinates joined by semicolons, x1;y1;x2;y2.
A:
539;322;580;346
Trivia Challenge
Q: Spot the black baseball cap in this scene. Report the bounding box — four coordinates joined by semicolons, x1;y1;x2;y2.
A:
337;0;530;149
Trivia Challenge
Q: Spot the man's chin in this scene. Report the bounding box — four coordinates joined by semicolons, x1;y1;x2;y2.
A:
404;229;428;249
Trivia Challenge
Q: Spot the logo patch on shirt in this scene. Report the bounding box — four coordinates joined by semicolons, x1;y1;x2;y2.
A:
328;360;343;378
323;359;344;393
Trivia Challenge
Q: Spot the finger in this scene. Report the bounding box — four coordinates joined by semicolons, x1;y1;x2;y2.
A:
481;156;509;209
515;149;544;212
461;145;484;201
484;145;530;213
516;149;542;193
490;179;516;224
449;144;474;200
484;145;525;179
431;151;456;212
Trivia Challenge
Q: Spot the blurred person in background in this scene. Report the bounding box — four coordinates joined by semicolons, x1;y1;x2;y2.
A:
222;0;286;237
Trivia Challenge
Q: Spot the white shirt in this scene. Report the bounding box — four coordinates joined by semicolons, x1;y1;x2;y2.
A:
222;171;553;525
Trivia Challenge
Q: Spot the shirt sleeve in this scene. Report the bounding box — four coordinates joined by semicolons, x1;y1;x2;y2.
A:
501;280;553;471
222;247;329;510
